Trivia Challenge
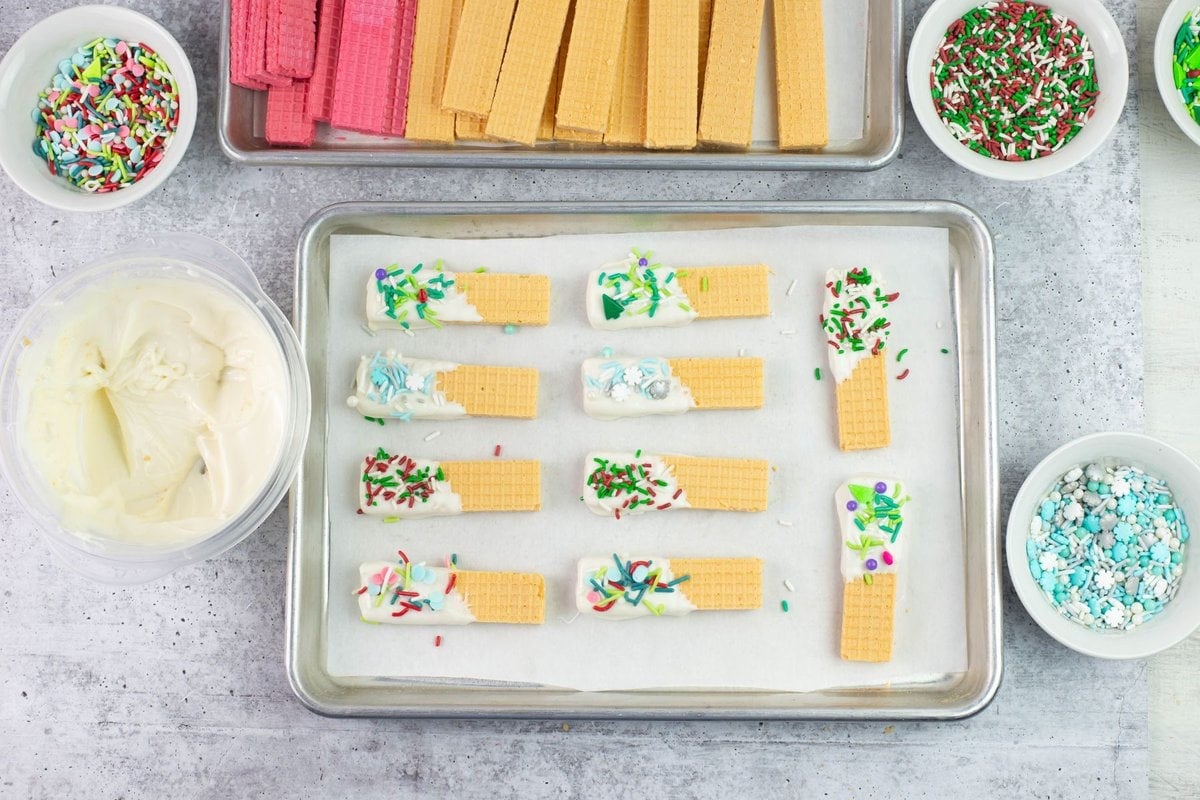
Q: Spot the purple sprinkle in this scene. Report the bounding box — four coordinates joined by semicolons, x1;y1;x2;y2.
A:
846;500;858;511
875;481;888;493
865;558;878;571
638;258;648;267
375;268;388;280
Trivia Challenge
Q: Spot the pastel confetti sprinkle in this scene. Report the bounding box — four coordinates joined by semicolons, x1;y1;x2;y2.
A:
1027;463;1189;631
32;38;180;193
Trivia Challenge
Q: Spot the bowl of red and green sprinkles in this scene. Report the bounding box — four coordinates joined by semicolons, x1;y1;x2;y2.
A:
1155;0;1200;147
908;0;1128;180
0;5;196;211
1006;433;1200;659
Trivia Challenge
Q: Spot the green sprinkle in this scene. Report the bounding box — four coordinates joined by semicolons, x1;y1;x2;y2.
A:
363;416;386;426
940;347;950;354
503;324;517;335
700;276;709;292
780;600;790;613
814;367;821;381
896;348;909;362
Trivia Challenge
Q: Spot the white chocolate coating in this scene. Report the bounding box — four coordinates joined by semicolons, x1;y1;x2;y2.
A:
575;556;698;619
365;269;482;331
836;477;909;582
17;277;288;546
586;254;697;330
359;453;463;518
347;351;466;421
580;357;694;419
357;561;475;625
581;451;691;517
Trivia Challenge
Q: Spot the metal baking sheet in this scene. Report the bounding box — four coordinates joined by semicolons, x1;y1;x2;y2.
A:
217;0;901;171
285;201;1001;719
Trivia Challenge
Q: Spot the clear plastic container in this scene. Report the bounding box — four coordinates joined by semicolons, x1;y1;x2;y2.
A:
0;233;310;583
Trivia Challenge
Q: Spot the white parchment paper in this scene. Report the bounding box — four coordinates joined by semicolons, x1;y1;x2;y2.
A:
323;224;966;692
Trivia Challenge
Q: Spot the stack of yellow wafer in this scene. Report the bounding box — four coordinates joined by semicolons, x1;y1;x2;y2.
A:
413;0;828;150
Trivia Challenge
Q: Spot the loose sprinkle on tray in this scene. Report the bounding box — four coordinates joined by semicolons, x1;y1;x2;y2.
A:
931;1;1099;162
32;38;180;192
1027;463;1189;631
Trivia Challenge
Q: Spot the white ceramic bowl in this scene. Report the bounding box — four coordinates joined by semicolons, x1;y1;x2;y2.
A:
908;0;1129;181
1154;0;1200;147
1006;433;1200;659
0;6;196;211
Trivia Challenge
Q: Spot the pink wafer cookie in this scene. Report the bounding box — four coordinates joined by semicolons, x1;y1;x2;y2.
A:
245;0;293;86
386;0;419;135
266;82;317;146
306;0;345;121
230;0;268;89
330;0;402;134
266;0;318;79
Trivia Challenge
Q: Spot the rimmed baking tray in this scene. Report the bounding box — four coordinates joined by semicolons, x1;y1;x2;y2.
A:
217;0;902;170
286;200;1001;719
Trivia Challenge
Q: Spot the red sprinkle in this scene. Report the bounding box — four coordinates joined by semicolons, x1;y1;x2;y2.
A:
445;573;457;594
355;586;368;595
494;444;502;457
434;635;442;647
897;368;911;381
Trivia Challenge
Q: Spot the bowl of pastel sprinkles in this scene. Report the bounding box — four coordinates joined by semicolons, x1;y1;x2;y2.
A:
0;5;196;211
1155;0;1200;148
908;0;1128;180
1007;433;1200;659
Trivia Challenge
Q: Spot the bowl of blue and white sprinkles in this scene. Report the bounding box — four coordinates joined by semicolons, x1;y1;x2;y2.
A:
1007;432;1200;659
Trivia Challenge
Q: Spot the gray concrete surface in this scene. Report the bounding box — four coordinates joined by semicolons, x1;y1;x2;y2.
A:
0;1;1147;797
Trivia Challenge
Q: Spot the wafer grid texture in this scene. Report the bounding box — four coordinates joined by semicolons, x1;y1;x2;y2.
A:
486;0;573;145
697;0;713;98
645;0;698;149
697;0;766;148
441;0;518;116
676;265;770;319
604;0;648;146
405;0;463;142
662;456;769;512
440;460;542;512
437;365;539;418
550;1;603;143
306;0;345;120
329;0;401;133
267;0;319;79
454;570;546;624
453;273;551;325
456;113;490;140
386;0;420;135
834;353;891;451
265;82;316;145
774;0;828;149
667;357;763;409
538;52;561;140
245;0;293;85
555;0;630;134
841;572;896;662
670;558;762;610
230;0;268;89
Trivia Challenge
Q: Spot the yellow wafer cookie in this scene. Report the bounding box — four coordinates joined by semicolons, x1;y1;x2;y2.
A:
442;0;518;116
406;0;465;143
555;0;629;134
486;0;573;145
835;353;891;451
455;113;491;141
454;570;546;624
453;272;551;326
661;455;769;511
774;0;828;149
670;557;763;610
604;0;648;146
645;0;698;149
437;364;539;419
440;459;542;512
698;0;766;148
360;451;540;515
350;353;536;420
676;265;771;319
841;573;896;662
667;357;764;409
539;54;561;140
